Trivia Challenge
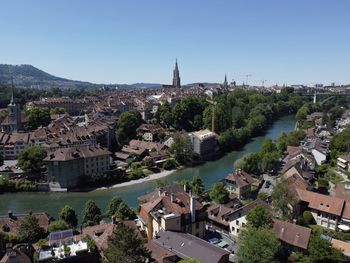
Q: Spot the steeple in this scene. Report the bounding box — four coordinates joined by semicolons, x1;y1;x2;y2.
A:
172;59;181;88
223;74;228;89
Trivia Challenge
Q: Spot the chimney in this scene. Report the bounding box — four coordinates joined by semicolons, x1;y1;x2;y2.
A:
184;184;187;192
8;210;12;218
171;194;175;203
190;193;196;223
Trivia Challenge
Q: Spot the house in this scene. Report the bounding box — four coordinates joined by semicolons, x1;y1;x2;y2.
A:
224;170;255;199
188;129;217;158
207;199;270;237
151;230;230;263
273;219;311;251
296;189;345;230
138;190;207;241
0;211;51;234
137;123;163;142
281;158;315;183
0;244;34;263
44;145;111;189
337;153;350;174
38;229;99;263
146;240;177;263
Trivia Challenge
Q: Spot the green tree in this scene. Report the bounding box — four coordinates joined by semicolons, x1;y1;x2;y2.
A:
25;106;51;130
298;235;345;263
163;158;177;170
142;158;155;169
107;196;135;220
169;134;193;164
107;196;123;217
210;182;229;204
296;105;309;121
104;222;150;263
17;145;47;173
237;226;280;263
18;214;45;243
302;211;315;226
271;179;296;220
82;200;102;227
48;220;70;232
155;102;173;127
172;97;208;131
190;176;204;196
115;110;142;147
235;152;261;175
59;205;78;228
260;151;279;172
246;205;273;229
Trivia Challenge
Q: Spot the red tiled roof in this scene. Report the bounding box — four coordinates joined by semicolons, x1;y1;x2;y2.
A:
273;219;311;250
296;189;345;216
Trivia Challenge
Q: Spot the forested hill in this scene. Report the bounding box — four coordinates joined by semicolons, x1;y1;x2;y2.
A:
0;64;104;89
0;64;162;90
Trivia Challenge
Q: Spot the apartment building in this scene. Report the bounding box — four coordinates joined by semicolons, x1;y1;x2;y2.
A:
44;145;111;189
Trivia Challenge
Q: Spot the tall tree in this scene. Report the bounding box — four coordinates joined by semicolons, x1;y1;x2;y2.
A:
209;182;229;204
246;205;273;229
169;134;193;164
17;145;47;174
237;226;280;263
297;235;345;263
82;200;102;227
24;106;51;130
59;205;78;228
115;110;142;147
190;176;204;196
107;196;135;220
18;214;45;243
104;222;150;263
271;179;296;220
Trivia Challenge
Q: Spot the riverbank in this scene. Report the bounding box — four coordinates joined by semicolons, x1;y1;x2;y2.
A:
0;115;296;219
94;168;179;191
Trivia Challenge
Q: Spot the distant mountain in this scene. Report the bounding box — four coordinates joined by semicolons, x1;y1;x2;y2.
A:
0;64;162;90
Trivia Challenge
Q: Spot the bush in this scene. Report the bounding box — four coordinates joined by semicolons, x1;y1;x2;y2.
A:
129;169;144;180
163;159;177;170
303;211;315;225
48;220;70;233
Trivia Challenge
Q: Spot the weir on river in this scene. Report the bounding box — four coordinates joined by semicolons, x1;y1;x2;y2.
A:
0;115;296;221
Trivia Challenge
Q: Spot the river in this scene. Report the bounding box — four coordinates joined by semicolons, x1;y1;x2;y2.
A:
0;115;295;221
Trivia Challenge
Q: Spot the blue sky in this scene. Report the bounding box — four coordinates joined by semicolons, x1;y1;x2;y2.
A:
0;0;349;86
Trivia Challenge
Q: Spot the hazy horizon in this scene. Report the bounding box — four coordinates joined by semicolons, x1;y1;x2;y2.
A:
1;0;349;86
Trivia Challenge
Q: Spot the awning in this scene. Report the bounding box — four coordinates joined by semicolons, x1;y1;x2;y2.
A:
338;225;350;231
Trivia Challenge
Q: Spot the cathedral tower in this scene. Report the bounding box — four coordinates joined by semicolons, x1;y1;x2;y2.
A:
172;59;181;88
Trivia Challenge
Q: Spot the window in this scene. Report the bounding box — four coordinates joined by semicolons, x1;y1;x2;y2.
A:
237;229;240;233
231;226;235;231
236;220;239;226
196;222;199;229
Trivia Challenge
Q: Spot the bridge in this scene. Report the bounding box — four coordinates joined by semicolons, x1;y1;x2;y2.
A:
301;91;350;104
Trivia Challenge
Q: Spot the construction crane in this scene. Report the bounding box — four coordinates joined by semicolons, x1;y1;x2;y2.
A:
206;99;217;132
238;74;252;87
260;79;267;87
244;74;252;87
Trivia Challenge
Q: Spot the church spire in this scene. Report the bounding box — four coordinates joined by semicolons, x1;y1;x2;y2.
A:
223;74;228;89
172;59;181;88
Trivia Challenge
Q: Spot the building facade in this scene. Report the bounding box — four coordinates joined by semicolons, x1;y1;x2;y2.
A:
44;145;111;189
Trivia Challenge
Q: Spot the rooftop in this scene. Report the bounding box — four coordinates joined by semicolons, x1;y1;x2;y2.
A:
153;230;229;263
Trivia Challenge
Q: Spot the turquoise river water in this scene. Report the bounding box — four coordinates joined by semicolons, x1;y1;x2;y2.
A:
0;115;296;221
